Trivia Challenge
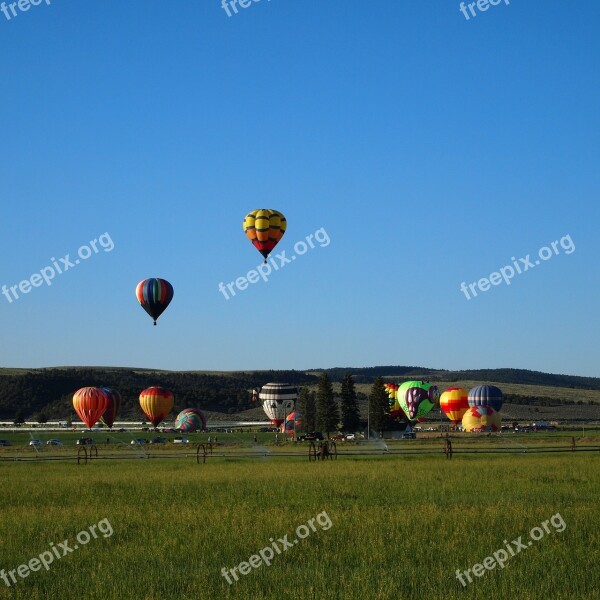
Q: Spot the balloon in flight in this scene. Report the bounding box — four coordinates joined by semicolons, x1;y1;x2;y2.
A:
136;278;174;326
243;209;287;263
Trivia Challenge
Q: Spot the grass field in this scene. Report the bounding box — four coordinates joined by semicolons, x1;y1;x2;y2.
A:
1;451;599;600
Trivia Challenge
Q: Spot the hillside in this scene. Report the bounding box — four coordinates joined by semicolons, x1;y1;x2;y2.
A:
0;366;598;423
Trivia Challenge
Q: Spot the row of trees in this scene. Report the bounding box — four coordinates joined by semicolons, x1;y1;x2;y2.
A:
296;373;393;435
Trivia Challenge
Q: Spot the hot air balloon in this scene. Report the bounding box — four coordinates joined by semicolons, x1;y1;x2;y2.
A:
139;386;174;427
462;405;501;432
260;383;297;426
243;209;286;263
468;385;504;412
397;381;438;421
282;411;305;437
136;278;174;326
100;388;121;429
73;387;109;429
440;387;469;425
175;408;206;433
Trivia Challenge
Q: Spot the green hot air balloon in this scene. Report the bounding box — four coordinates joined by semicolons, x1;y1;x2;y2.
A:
397;381;439;421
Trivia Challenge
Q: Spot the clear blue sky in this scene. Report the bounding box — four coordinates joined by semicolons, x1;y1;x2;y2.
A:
1;0;598;376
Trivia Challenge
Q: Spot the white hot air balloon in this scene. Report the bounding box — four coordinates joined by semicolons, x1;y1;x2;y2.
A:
260;383;298;426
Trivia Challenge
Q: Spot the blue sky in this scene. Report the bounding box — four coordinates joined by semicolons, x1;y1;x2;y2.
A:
0;0;598;376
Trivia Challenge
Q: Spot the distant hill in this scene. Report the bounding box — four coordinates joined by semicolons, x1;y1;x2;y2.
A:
0;365;598;422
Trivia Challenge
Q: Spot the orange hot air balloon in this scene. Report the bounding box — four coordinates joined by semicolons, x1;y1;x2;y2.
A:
440;387;469;425
73;387;110;429
139;386;174;427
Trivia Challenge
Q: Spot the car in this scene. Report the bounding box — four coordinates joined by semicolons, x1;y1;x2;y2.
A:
331;434;345;441
131;439;149;445
0;440;12;447
46;439;63;446
345;434;356;440
150;437;167;444
173;437;189;444
298;432;324;442
76;438;95;445
29;440;43;446
401;432;416;439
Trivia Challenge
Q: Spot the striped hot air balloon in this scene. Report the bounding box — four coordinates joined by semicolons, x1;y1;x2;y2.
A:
139;387;174;427
136;278;174;326
243;209;287;263
100;388;121;429
73;387;110;429
282;411;305;437
440;387;469;425
468;385;504;412
260;383;297;426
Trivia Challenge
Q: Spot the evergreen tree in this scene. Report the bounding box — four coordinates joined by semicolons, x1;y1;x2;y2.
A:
340;372;360;432
297;387;317;432
316;372;338;436
369;376;390;435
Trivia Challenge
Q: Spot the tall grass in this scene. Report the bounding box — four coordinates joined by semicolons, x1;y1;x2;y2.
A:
0;454;598;599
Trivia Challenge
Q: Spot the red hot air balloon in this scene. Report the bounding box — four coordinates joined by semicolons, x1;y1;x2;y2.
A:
73;387;110;429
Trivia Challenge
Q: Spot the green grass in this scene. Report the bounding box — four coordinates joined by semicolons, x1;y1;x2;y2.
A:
0;453;599;600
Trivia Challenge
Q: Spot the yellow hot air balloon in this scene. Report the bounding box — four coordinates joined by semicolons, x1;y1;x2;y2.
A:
243;209;286;263
440;387;469;425
139;386;174;427
462;405;501;432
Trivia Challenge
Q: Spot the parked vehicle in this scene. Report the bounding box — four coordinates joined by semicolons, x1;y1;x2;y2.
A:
331;434;345;441
76;438;95;445
298;432;324;442
0;440;12;446
131;439;149;445
29;440;43;446
150;437;167;444
401;432;416;439
46;439;63;446
345;434;356;440
173;437;189;444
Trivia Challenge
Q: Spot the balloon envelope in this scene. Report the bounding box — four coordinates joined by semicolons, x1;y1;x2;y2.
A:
136;278;174;325
282;411;305;436
175;408;206;433
260;383;297;426
139;386;174;427
73;387;109;429
440;387;469;425
397;381;438;421
243;209;287;261
462;405;501;432
468;385;504;412
100;388;121;428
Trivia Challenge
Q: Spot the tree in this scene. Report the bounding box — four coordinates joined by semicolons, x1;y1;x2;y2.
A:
316;373;338;437
340;373;360;432
369;377;390;435
36;413;48;424
297;388;317;432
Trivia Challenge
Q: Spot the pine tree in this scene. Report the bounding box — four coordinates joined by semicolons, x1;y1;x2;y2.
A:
340;372;360;432
369;376;390;435
305;391;317;432
316;372;338;436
